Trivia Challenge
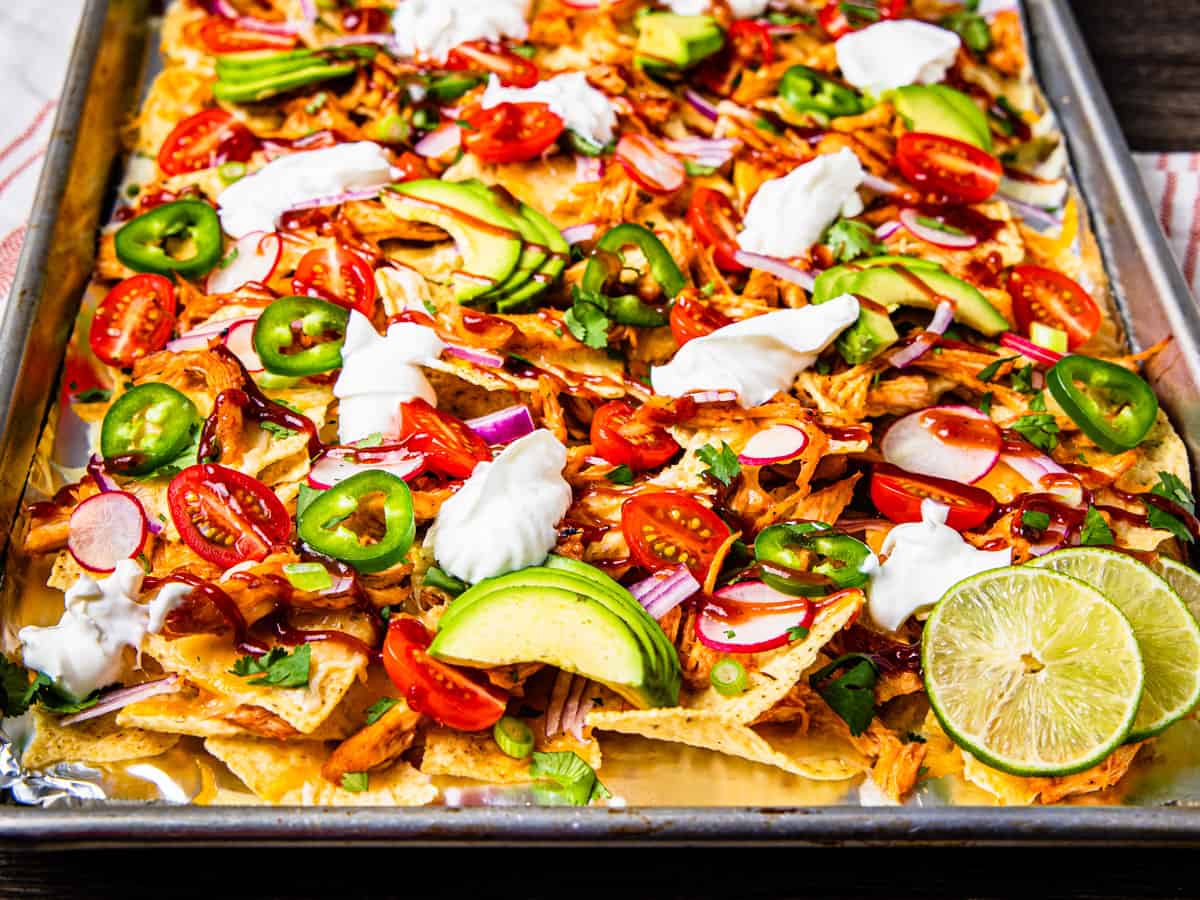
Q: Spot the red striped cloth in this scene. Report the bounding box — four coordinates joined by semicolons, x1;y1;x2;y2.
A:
1137;153;1200;297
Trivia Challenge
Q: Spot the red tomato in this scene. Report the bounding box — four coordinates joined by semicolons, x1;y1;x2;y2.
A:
199;17;298;53
818;0;906;38
591;401;681;472
396;398;492;479
1007;265;1101;350
383;617;508;732
669;293;732;346
895;132;1002;205
292;246;377;317
89;274;176;368
392;151;430;182
461;102;564;164
615;134;686;195
870;463;995;531
167;464;291;568
687;186;746;272
157;109;259;177
621;491;730;579
446;40;539;88
728;20;775;65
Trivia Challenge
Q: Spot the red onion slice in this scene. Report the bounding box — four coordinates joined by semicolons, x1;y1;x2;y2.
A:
615;134;685;195
889;300;954;369
630;565;700;620
444;344;506;369
663;137;740;169
696;581;814;653
207;232;282;295
299;0;317;21
731;250;816;291
874;220;901;240
998;193;1063;232
414;124;461;159
466;405;535;446
881;404;1001;484
561;223;598;245
68;491;148;573
737;425;810;466
223;319;264;373
575;156;605;183
898;208;979;250
166;316;243;353
308;445;426;489
998;332;1064;367
60;675;182;727
684;89;719;122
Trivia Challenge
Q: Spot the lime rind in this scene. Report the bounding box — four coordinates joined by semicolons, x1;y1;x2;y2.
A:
923;566;1144;778
1031;547;1200;742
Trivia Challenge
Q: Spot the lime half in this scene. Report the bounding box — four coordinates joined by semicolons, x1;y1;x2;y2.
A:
923;566;1143;777
1031;547;1200;742
1155;556;1200;622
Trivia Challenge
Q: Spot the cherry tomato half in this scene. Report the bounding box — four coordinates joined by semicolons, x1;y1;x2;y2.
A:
396;397;492;480
167;464;291;568
461;102;564;165
615;134;686;196
89;274;176;368
199;17;298;53
894;132;1002;205
818;0;906;39
621;491;730;579
591;401;681;472
292;246;377;317
383;616;508;732
669;292;732;346
728;20;775;66
1007;264;1101;351
870;462;995;531
687;186;746;273
157;109;259;177
446;40;539;88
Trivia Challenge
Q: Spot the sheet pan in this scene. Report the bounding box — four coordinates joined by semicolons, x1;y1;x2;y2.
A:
1;0;1200;845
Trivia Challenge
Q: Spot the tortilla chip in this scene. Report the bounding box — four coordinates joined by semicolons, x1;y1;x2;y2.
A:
588;592;867;780
142;610;374;734
420;725;602;784
19;707;179;770
1116;410;1190;493
204;736;436;806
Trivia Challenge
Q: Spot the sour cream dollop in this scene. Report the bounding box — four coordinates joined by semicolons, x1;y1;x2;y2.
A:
481;73;618;147
737;148;865;259
19;560;190;700
334;311;445;445
651;294;861;408
429;429;573;583
392;0;531;63
217;142;398;238
865;500;1011;632
835;20;962;96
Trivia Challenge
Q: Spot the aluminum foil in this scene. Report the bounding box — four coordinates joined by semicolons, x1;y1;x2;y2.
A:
0;727;108;807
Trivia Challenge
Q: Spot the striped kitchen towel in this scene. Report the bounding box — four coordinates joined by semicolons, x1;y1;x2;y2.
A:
1137;153;1200;299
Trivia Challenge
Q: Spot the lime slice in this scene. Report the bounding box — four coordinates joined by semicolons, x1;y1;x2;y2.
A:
1030;547;1200;741
1154;556;1200;622
923;566;1143;777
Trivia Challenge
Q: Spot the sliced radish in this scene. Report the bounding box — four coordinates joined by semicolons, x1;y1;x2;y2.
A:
615;133;685;195
998;332;1064;367
561;223;598;245
898;208;979;250
223;319;264;373
68;492;148;573
206;232;281;295
696;581;815;653
165;316;241;353
1001;446;1080;502
738;425;810;466
881;404;1000;484
308;445;426;489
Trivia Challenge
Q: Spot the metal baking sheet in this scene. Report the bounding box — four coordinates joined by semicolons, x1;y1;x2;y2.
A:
2;0;1200;846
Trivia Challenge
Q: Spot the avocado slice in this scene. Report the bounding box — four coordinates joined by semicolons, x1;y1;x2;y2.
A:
635;13;725;71
893;85;992;151
382;179;523;303
457;181;543;303
495;206;569;312
429;584;676;709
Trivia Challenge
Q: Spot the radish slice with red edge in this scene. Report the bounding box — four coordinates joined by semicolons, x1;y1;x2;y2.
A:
206;232;281;295
561;223;597;245
1001;445;1082;504
881;404;1000;484
898;208;979;249
222;318;264;372
695;581;815;653
466;405;535;446
308;445;426;489
87;455;163;535
60;676;181;726
629;565;700;620
737;425;810;466
68;492;148;573
615;133;685;195
998;332;1064;367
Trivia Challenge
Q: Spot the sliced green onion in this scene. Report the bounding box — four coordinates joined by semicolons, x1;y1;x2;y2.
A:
1030;321;1069;353
372;113;411;145
710;658;748;696
510;44;536;59
254;372;301;390
493;716;534;759
412;107;438;131
282;562;334;592
423;565;468;597
915;215;967;236
529;750;608;806
218;161;247;184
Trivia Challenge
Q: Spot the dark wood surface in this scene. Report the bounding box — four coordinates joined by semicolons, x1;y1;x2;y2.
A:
1;5;1198;897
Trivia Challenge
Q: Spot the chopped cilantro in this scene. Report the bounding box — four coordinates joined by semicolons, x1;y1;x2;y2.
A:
1010;363;1037;394
228;645;311;689
753;115;782;135
297;483;322;519
378;605;394;622
787;625;810;642
73;387;112;403
1079;506;1114;546
976;355;1018;383
840;2;881;23
1021;509;1051;532
696;441;740;486
341;772;369;792
365;697;399;725
605;464;635;485
1152;471;1195;513
422;298;438;317
979;391;993;415
564;296;611;349
1011;413;1059;451
454;118;476;131
1148;505;1194;544
700;280;716;297
262;421;298;439
0;657;36;717
217;247;239;270
356;432;385;448
1028;391;1047;412
822;218;883;263
809;653;878;736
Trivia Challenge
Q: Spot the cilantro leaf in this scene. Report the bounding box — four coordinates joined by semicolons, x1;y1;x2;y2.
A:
979;392;993;416
1148;505;1195;544
1010;363;1036;394
297;483;322;519
787;625;810;641
809;653;878;736
229;645;311;689
1021;509;1051;531
696;441;740;486
365;697;400;726
0;657;35;717
1029;391;1047;412
262;421;298;439
1079;506;1114;546
564;298;611;350
1011;413;1059;452
341;772;369;792
1152;471;1195;514
605;464;635;485
822;218;883;263
977;356;1018;383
